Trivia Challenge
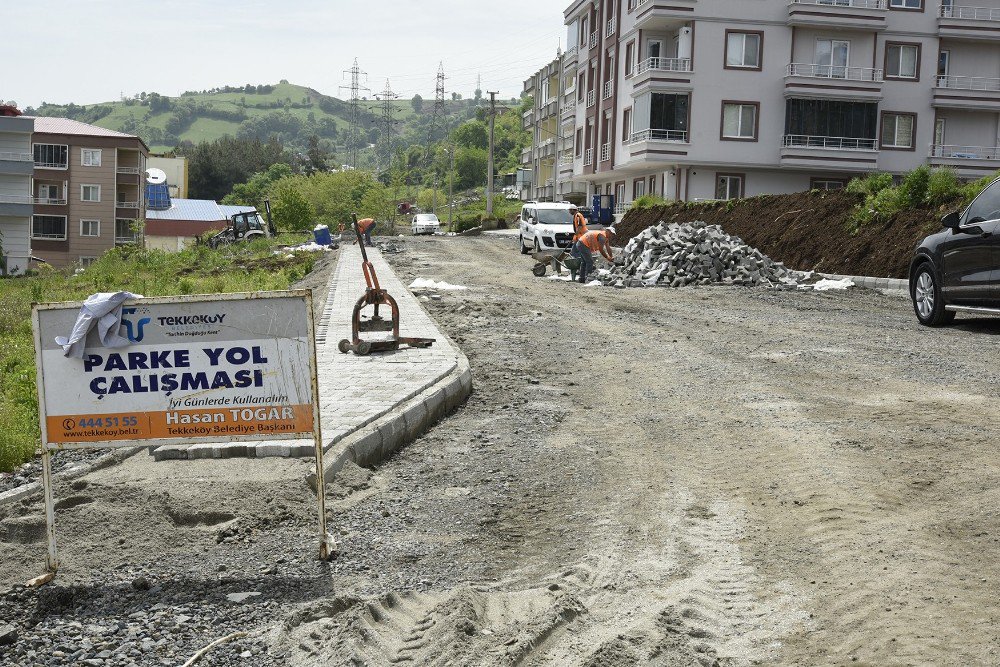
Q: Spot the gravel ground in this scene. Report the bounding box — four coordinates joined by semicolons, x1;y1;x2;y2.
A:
1;235;998;666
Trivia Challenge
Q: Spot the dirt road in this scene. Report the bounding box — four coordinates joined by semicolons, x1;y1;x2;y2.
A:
2;235;997;666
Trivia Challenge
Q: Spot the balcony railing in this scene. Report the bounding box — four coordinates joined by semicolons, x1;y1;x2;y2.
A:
614;202;632;215
35;160;68;169
600;143;611;162
0;194;32;204
791;0;887;8
787;63;883;82
940;4;1000;20
606;17;617;37
34;197;67;205
936;75;1000;91
636;57;692;74
0;151;32;162
587;89;596;107
558;151;575;166
584;148;595;166
590;31;599;49
782;135;878;150
603;81;614;100
564;45;578;59
930;144;1000;160
116;166;141;175
115;234;139;245
628;129;689;143
116;201;140;209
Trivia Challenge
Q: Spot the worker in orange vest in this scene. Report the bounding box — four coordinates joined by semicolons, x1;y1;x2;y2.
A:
570;227;616;284
356;218;377;247
570;205;588;243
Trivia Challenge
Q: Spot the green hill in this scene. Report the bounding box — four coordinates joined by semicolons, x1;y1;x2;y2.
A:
26;81;471;158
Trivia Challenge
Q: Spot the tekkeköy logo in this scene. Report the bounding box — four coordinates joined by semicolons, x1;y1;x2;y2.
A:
121;307;151;343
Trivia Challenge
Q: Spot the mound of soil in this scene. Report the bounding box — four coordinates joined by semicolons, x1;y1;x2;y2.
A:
616;191;950;279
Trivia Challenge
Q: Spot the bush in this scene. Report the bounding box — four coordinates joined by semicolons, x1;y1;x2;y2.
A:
926;168;961;205
900;165;930;207
631;195;668;210
846;172;893;197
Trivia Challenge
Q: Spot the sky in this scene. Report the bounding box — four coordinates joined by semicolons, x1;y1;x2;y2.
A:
1;0;571;109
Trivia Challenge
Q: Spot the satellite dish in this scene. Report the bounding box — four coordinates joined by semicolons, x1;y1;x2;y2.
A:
145;168;167;185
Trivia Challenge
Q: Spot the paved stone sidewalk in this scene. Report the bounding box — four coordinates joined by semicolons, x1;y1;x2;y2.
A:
154;245;468;461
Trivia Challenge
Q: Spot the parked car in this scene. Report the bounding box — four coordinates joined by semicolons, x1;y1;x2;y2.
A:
910;176;1000;326
411;213;441;236
518;202;576;254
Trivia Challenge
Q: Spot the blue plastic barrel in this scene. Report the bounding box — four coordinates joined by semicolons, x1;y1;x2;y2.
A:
313;225;332;246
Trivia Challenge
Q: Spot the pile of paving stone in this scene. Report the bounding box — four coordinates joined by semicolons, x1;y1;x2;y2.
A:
604;220;803;288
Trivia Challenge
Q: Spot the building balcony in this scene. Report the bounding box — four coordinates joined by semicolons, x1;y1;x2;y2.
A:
34;159;68;170
787;0;888;31
600;143;612;162
561;99;577;121
539;98;559;119
621;129;690;166
34;197;67;206
934;75;1000;110
587;89;597;108
929;144;1000;175
523;79;536;95
563;45;579;64
521;148;532;165
116;201;141;209
634;0;698;31
539;138;557;159
606;17;617;38
603;81;614;100
631;58;694;95
584;148;595;166
589;31;599;50
0;151;33;176
939;5;1000;40
784;63;884;100
780;134;878;169
0;194;32;205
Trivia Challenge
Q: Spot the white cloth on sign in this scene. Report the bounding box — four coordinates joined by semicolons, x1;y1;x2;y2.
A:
54;292;143;358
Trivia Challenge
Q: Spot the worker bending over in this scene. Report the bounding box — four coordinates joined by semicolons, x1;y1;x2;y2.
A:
571;227;616;284
356;218;377;247
570;205;588;243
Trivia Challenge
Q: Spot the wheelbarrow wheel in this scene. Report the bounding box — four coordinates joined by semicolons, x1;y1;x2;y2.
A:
532;263;547;277
356;340;372;356
338;339;352;354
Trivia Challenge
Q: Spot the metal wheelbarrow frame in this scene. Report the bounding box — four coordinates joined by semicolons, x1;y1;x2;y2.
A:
531;249;581;279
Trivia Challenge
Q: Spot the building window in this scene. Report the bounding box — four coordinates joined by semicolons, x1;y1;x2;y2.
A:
576;128;584;156
79;257;98;268
716;174;744;200
33;144;69;169
623;108;633;143
811;178;847;190
37;184;60;202
881;112;916;149
889;0;922;9
886;43;920;80
725;31;762;70
116;219;138;244
81;149;102;167
649;175;656;196
785;99;878;142
721;102;759;141
80;219;101;237
625;41;635;77
81;185;101;202
31;215;67;240
633;178;646;200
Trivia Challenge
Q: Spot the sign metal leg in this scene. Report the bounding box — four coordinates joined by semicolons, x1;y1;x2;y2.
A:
41;447;59;574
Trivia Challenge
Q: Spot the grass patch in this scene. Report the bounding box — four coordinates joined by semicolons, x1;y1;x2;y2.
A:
0;237;316;473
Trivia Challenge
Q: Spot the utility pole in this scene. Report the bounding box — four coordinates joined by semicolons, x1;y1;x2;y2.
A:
486;91;499;218
340;58;369;170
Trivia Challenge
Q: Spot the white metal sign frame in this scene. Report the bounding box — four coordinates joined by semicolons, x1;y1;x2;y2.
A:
32;290;333;578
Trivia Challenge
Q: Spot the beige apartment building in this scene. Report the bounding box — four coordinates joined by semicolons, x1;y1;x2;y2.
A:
523;0;1000;209
30;118;148;269
0;110;33;275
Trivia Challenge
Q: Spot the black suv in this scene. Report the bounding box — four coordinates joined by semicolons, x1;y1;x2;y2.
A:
910;177;1000;326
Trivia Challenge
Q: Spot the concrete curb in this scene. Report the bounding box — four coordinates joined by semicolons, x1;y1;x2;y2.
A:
309;353;472;487
820;273;908;295
0;447;143;508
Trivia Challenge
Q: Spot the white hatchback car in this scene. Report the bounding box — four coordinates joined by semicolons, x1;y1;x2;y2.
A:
411;213;441;235
518;202;576;254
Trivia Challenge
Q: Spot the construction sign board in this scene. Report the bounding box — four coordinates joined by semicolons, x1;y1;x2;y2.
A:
31;291;332;576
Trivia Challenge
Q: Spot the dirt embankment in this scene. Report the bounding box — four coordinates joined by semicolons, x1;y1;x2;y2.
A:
617;191;951;279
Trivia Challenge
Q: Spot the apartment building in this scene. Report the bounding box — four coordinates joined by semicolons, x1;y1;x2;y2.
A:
0;107;33;275
30;118;148;269
530;0;1000;208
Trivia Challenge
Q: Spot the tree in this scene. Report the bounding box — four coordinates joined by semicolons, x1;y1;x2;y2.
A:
452;120;488;150
271;180;314;232
453;147;488;191
411;94;424;113
306;135;327;175
182;136;288;201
